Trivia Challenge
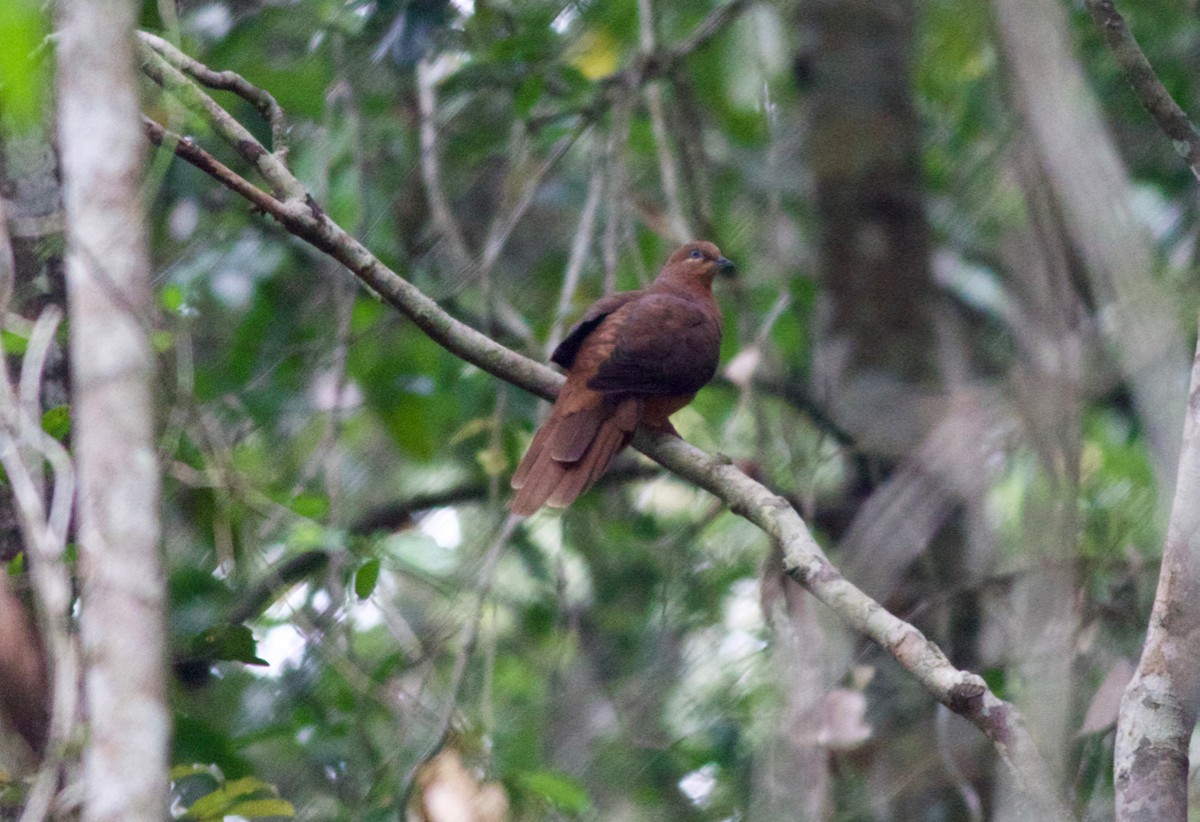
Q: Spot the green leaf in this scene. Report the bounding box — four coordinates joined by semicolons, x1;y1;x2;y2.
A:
355;558;381;600
286;521;328;551
185;775;268;819
151;330;175;353
226;798;296;819
161;283;185;313
193;624;269;666
515;770;591;813
290;492;329;520
2;330;28;355
170;763;220;781
41;405;69;440
514;74;545;118
0;0;49;129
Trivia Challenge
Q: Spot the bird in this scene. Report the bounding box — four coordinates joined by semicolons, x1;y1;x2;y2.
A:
510;241;734;515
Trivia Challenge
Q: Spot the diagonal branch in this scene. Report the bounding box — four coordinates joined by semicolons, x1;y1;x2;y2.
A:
142;116;282;215
138;41;1073;821
1084;0;1200;180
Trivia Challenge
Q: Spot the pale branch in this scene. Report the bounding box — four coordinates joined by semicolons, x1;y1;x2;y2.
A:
137;32;289;157
1084;0;1200;180
0;312;79;822
63;0;169;814
0;209;79;822
601;97;632;293
401;515;518;804
136;34;305;202
1081;2;1200;816
546;168;604;357
1113;329;1200;820
476;124;587;277
138;44;1072;818
416;56;473;273
638;0;691;242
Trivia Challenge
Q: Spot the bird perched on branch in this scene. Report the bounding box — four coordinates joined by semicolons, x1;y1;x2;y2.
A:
510;241;735;515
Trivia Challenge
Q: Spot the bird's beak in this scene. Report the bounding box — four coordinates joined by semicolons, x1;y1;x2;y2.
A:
716;256;736;277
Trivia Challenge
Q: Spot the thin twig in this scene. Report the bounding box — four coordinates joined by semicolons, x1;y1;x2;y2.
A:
476;124;589;276
588;0;749;116
602;98;632;293
416;56;473;273
142;116;282;215
546;169;604;356
0;309;79;822
670;0;750;60
0;198;15;319
350;461;663;534
638;0;691;242
936;705;984;822
400;514;518;803
17;308;62;493
1084;0;1200;180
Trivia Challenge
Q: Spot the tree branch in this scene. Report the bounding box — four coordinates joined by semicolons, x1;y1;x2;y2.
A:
1084;0;1200;180
138;39;1073;820
400;515;517;804
546;168;603;356
416;56;473;272
138;32;289;157
637;0;691;242
1113;328;1200;820
142;116;282;215
0;217;78;822
1080;3;1200;816
136;33;305;202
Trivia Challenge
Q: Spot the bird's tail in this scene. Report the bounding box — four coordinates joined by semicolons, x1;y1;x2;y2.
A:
509;398;639;515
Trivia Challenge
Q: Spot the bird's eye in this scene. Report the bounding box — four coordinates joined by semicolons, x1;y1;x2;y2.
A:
689;249;704;260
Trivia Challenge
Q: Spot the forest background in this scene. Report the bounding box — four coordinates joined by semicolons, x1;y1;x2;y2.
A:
3;0;1200;819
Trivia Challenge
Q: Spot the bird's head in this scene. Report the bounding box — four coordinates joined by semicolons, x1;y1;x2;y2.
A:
659;241;736;289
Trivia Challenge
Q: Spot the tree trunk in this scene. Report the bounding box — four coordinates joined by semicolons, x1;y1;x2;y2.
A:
55;0;169;817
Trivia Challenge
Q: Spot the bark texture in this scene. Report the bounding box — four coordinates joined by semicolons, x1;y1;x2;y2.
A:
1113;330;1200;821
798;0;939;458
56;0;169;817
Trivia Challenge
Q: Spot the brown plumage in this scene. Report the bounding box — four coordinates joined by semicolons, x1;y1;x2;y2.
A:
510;241;734;515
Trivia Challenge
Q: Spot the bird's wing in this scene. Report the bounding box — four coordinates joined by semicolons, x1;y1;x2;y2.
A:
586;293;722;396
550;290;643;369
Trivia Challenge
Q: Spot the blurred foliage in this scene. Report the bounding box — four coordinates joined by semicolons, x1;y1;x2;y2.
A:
0;0;50;131
5;0;1199;817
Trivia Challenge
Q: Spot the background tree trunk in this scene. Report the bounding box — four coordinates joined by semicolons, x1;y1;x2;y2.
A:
55;0;168;817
